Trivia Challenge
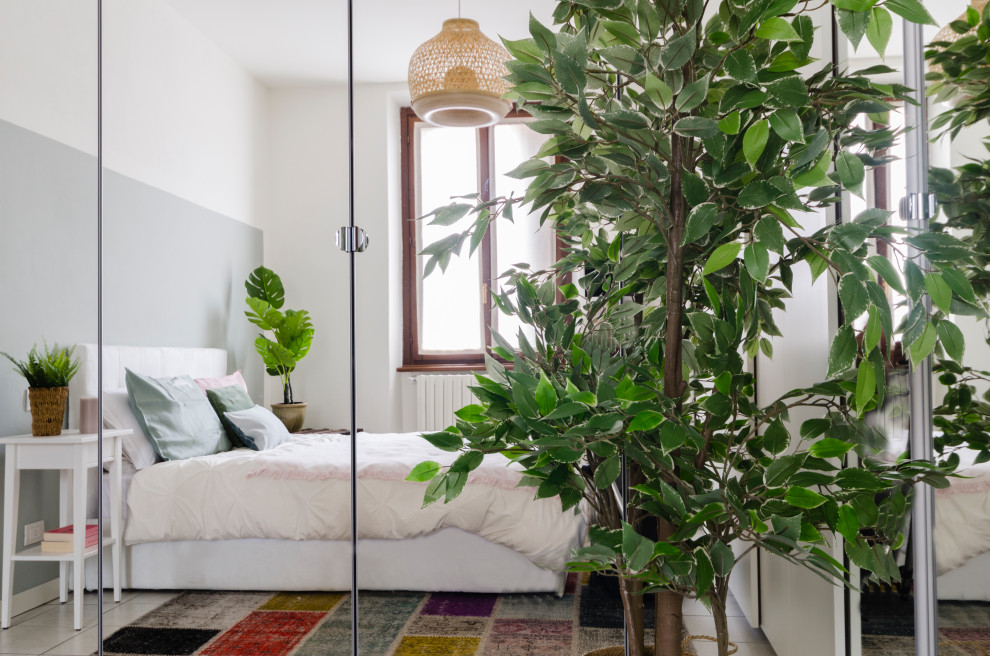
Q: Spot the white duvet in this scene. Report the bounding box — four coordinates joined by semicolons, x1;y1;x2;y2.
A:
935;452;990;575
124;432;585;569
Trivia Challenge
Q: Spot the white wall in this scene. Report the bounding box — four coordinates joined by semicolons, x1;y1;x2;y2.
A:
756;205;844;656
0;0;270;229
0;0;98;154
265;83;407;432
754;8;848;656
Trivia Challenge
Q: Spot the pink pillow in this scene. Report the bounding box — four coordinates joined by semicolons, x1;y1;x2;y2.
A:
194;370;249;394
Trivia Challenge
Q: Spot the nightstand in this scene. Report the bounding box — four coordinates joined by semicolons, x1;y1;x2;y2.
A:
0;429;128;630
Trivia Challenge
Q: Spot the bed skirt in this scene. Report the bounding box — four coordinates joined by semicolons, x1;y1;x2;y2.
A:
83;526;577;595
937;549;990;601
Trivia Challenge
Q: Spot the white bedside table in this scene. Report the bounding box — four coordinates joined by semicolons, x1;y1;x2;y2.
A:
0;429;128;631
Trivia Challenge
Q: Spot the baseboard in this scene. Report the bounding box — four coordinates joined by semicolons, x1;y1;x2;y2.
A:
8;578;60;618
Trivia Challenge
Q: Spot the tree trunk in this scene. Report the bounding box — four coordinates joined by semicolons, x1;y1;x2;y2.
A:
655;589;683;656
663;135;687;401
711;580;731;656
654;518;683;656
619;577;646;656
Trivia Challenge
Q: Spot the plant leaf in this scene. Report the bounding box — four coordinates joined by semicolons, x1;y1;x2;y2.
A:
743;119;771;167
675;76;710;112
769;109;804;143
703;242;742;275
837;504;859;544
695;548;715;595
595;455;622;489
866;255;905;294
937;319;965;362
923;272;952;315
683;203;720;245
755;17;803;41
725;50;757;82
719;111;741;135
908;320;937;367
866;6;893;57
629;410;665;432
661;31;696;70
884;0;936;25
835;151;865;196
785;486;828;509
826;325;857;378
673;117;720;138
744;241;770;281
246;266;285;309
855;359;876;415
535;372;558;416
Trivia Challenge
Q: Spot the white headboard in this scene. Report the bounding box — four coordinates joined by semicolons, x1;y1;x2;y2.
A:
69;344;228;426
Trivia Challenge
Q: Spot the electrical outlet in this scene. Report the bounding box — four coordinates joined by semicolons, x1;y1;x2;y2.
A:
24;520;44;546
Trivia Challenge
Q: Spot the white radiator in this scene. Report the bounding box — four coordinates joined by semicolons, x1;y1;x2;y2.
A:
415;374;477;432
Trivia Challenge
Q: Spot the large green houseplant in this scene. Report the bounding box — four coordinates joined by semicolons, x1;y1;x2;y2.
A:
407;1;990;656
925;5;990;479
244;266;315;431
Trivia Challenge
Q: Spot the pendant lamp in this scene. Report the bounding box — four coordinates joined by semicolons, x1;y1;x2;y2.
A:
933;0;987;45
408;6;511;128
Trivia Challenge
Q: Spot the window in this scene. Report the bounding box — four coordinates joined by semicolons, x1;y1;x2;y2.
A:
849;108;909;333
400;108;556;369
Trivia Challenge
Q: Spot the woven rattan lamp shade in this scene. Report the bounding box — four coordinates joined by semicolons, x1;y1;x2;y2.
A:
408;18;511;128
933;0;988;44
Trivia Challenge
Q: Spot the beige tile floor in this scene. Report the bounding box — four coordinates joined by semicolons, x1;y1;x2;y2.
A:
682;595;777;656
2;590;775;655
2;591;179;656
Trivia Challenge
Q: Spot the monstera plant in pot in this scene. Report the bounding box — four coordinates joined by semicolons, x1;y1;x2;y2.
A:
407;1;988;656
244;266;314;432
2;342;79;436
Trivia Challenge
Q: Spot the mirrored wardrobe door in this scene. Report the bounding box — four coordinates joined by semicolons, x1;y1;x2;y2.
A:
98;0;350;653
350;1;650;654
0;0;100;646
852;5;990;655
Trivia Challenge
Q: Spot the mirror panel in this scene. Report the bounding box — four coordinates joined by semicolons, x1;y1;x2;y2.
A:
0;0;99;642
3;1;965;654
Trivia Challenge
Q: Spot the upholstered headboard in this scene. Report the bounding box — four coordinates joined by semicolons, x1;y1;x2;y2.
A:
68;344;228;426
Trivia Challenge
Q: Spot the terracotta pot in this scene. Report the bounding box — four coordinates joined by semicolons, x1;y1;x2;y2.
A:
271;402;307;433
28;387;68;437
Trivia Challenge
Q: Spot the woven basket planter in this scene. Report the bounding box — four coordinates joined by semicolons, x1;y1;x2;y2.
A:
271;402;307;433
28;386;68;437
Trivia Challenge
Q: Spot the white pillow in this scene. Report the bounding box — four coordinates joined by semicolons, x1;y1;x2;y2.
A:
101;388;161;470
223;405;291;451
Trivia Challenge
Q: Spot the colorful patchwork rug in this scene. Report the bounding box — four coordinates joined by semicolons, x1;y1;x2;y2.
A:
861;594;990;656
99;574;673;656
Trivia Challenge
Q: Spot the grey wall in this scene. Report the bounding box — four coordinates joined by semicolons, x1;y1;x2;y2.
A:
0;118;262;595
102;171;263;400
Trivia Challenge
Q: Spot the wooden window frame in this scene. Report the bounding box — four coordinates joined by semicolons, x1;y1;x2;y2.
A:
400;107;544;370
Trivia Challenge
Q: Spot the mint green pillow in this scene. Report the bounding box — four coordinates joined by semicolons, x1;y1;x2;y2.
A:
125;369;231;461
205;384;254;446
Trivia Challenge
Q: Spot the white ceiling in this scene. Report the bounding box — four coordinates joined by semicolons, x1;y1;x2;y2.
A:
162;0;557;86
161;0;966;87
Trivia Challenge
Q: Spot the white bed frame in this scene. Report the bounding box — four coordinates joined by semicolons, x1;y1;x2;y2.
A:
73;344;575;594
938;550;990;601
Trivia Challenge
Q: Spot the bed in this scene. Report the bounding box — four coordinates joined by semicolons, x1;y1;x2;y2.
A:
68;344;586;594
934;449;990;600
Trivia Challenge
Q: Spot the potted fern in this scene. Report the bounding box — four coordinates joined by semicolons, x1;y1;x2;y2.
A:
244;266;315;432
407;2;984;656
2;342;80;436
